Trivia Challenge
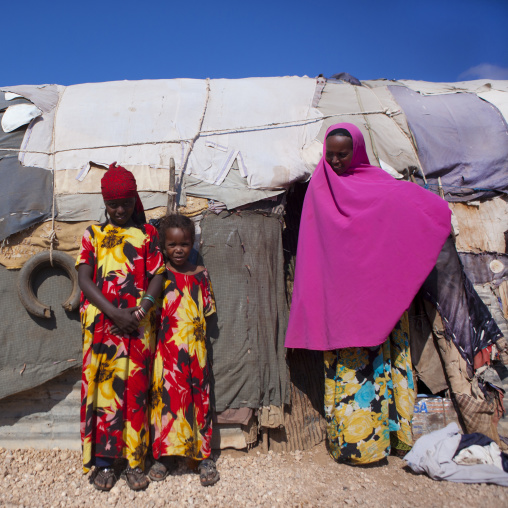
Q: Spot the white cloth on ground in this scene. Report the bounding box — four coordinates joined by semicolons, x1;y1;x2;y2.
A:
453;442;504;470
404;422;508;486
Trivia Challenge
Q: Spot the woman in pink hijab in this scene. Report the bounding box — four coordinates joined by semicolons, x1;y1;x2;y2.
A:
285;123;451;464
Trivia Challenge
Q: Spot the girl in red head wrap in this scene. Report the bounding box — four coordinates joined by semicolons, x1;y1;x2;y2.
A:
100;162;147;224
76;163;164;491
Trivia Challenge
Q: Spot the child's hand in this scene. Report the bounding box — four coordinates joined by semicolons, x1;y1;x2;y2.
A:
110;307;140;335
110;324;120;335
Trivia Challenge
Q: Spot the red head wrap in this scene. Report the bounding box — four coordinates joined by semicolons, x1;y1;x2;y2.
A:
101;162;138;199
101;163;145;222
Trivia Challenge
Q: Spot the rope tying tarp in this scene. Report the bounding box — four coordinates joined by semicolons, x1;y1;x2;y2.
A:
0;108;401;158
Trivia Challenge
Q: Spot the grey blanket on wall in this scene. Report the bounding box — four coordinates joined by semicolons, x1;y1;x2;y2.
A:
0;265;81;400
200;211;289;412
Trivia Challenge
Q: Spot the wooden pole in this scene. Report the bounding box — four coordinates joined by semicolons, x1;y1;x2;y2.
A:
438;176;445;199
167;157;176;214
261;428;269;454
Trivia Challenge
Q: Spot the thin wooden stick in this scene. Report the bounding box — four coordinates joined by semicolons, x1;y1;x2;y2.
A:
167;157;176;213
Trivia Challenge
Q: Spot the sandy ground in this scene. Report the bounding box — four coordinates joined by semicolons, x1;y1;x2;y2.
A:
0;443;506;507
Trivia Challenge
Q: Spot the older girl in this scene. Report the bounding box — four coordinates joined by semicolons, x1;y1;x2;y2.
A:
77;163;164;490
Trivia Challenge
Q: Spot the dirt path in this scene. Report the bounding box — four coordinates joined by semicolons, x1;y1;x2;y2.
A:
0;444;505;507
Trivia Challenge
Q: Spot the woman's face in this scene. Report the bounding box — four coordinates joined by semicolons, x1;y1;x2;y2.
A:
325;135;353;175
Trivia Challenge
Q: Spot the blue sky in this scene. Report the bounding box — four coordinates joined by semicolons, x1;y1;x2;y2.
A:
3;0;507;86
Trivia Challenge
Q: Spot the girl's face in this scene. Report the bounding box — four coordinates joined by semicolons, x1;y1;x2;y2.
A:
104;198;136;226
325;135;353;175
164;227;193;268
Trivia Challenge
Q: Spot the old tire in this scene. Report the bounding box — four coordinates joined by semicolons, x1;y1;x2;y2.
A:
17;251;80;318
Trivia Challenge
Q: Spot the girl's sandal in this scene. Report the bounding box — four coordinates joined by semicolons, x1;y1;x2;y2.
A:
92;467;116;491
148;460;169;482
123;466;149;491
198;459;220;487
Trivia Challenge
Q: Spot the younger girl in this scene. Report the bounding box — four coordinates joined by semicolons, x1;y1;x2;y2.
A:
77;163;164;491
149;214;219;487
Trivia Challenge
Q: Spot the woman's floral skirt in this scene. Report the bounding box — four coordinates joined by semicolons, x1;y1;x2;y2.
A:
324;313;415;464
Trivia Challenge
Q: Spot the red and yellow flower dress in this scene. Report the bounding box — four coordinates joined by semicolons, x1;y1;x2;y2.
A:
76;223;164;473
150;268;216;461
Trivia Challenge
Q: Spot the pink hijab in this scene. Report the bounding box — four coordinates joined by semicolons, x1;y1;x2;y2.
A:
285;123;451;350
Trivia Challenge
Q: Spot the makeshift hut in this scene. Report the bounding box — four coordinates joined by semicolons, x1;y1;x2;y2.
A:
0;75;507;452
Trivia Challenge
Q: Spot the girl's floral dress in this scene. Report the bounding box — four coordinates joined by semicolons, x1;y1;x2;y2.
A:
150;268;216;461
77;223;164;473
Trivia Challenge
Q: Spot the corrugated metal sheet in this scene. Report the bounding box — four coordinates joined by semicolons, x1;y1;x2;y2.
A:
0;367;250;451
0;368;80;450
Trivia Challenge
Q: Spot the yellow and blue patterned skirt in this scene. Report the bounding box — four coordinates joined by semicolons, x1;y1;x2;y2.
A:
324;313;415;464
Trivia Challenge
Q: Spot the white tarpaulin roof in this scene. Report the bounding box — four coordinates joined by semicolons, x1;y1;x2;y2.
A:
8;77;322;190
2;76;507;222
397;79;508;124
302;80;422;178
397;79;508;95
1;104;41;133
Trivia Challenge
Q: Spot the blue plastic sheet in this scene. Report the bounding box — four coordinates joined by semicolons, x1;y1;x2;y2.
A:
389;86;508;201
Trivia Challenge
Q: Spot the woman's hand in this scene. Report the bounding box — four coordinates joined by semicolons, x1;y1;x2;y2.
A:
110;307;140;335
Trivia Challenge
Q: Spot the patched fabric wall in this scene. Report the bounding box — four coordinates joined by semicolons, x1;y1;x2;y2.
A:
200;211;289;412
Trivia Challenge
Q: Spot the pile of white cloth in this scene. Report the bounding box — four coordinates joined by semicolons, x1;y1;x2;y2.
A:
405;422;508;486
